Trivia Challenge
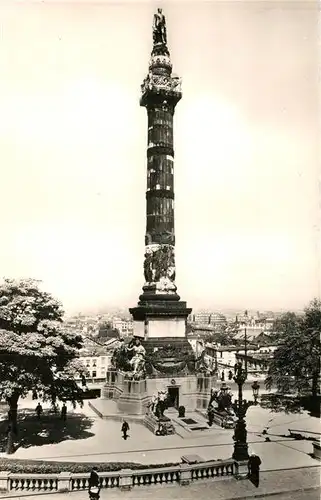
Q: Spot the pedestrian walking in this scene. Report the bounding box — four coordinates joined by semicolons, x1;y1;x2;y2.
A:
121;420;129;440
248;453;262;487
35;403;43;420
61;403;67;422
88;467;100;500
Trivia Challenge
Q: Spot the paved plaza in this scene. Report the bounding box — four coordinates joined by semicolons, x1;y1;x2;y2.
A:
1;392;318;472
0;392;319;500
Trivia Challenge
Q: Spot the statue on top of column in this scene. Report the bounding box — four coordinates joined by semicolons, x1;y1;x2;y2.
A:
153;8;167;45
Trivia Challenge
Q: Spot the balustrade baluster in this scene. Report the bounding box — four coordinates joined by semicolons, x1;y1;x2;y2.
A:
5;461;236;494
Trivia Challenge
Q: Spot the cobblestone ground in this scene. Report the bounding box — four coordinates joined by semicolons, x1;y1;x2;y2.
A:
0;467;319;500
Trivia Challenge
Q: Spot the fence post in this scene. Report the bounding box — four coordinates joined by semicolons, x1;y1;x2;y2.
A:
179;464;192;486
234;460;248;479
119;469;133;491
0;471;9;492
58;472;72;492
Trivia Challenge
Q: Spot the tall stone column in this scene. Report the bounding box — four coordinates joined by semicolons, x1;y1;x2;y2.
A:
141;47;180;301
130;9;192;345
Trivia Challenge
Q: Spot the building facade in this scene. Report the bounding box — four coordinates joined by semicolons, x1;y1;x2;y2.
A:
77;354;112;383
112;318;134;337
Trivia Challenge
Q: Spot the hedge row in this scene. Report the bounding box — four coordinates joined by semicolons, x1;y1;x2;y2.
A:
0;458;180;474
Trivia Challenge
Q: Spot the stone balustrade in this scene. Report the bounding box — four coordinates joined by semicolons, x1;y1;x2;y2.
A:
0;459;236;493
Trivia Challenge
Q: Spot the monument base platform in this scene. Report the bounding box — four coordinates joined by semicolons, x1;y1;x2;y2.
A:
144;413;175;435
101;371;216;419
117;378;150;415
88;399;145;424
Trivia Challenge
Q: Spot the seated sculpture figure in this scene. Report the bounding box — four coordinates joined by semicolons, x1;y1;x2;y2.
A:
111;338;128;370
146;388;174;436
126;337;146;379
155;388;169;418
147;388;169;419
208;386;233;417
111;336;146;379
147;393;158;415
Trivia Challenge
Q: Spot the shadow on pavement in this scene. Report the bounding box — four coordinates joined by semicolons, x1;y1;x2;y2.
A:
0;409;95;452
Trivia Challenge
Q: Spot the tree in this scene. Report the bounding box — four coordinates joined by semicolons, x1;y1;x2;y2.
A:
0;278;86;454
266;299;321;399
97;322;120;339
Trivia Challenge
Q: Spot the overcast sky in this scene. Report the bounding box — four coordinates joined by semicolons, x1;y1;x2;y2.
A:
0;0;319;314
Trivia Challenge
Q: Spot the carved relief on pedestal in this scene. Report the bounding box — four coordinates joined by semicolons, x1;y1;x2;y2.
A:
145;230;174;246
149;54;172;72
141;73;182;95
143;244;176;293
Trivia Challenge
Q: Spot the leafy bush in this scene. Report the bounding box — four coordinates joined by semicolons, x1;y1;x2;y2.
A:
0;458;180;474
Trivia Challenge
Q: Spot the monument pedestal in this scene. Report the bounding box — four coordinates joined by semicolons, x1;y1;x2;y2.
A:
195;375;216;411
117;378;149;415
130;298;192;341
101;370;124;400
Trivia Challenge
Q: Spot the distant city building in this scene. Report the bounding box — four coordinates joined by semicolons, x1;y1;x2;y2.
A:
235;345;278;379
193;325;216;335
234;325;265;341
112;317;133;336
77;354;112;382
192;311;227;328
209;313;227;326
193;311;212;325
204;342;278;382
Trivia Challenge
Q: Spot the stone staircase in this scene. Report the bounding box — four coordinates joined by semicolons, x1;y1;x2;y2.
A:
166;410;222;439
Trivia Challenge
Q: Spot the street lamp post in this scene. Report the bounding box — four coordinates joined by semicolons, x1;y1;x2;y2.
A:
232;320;252;466
232;361;252;462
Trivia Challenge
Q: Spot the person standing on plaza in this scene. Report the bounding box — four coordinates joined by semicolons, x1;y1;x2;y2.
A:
88;467;100;500
248;453;262;487
35;402;43;420
61;402;67;422
121;419;129;440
